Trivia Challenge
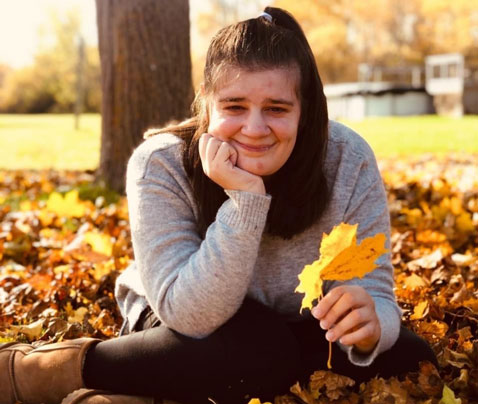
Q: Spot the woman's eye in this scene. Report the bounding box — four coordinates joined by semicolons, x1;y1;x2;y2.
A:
267;107;287;113
225;105;244;111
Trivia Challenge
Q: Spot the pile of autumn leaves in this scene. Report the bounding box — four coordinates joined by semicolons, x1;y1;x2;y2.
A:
0;153;477;404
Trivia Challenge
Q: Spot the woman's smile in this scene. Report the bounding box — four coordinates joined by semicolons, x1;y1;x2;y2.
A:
232;139;277;153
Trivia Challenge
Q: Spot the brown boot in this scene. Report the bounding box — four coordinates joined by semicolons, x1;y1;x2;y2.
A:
0;338;100;404
61;389;184;404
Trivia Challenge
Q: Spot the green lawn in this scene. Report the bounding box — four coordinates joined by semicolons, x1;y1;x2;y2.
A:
340;115;478;157
0;114;476;170
0;114;100;170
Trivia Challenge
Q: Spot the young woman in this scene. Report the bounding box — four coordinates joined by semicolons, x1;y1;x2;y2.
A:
0;7;437;404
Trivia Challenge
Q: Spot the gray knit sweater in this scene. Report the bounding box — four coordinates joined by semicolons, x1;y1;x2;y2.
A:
115;120;402;367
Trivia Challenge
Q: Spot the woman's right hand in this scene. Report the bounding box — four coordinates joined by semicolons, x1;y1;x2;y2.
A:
199;133;266;195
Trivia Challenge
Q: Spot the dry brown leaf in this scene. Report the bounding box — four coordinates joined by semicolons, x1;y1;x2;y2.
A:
289;382;318;404
360;377;408;404
407;249;444;271
308;370;355;400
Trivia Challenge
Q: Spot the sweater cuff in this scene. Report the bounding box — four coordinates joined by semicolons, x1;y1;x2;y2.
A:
216;190;271;235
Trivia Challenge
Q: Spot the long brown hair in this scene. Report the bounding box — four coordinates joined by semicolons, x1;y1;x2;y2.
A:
146;7;329;239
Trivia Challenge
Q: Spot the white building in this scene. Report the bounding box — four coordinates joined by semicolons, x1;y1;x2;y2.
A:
325;53;478;120
325;82;433;121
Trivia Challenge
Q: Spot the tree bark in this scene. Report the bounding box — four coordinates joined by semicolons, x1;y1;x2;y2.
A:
96;0;194;192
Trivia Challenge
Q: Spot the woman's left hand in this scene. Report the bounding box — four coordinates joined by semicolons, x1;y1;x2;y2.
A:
311;285;381;354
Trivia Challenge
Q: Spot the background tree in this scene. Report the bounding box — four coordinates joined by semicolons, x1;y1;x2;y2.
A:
192;0;268;86
0;9;101;114
96;0;194;193
270;0;478;84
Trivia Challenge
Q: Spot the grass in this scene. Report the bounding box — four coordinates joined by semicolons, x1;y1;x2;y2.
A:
0;114;100;170
340;115;478;157
0;114;476;170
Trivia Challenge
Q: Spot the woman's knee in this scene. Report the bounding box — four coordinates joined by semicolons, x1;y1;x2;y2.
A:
371;325;438;381
217;299;302;368
395;326;438;367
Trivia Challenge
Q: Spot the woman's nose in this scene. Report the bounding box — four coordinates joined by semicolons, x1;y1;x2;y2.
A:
241;110;270;136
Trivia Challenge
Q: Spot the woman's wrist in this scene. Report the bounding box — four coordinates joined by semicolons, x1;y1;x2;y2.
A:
245;179;266;195
352;323;381;354
353;340;378;354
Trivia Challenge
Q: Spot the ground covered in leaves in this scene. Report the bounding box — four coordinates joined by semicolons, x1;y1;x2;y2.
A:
0;153;477;404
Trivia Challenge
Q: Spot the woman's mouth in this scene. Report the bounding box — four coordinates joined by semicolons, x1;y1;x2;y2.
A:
234;140;275;152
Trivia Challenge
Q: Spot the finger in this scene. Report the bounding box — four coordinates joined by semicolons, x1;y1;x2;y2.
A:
312;286;346;321
215;141;236;166
198;133;212;163
313;285;371;324
337;322;377;347
205;136;222;167
315;287;360;329
324;306;370;342
229;145;238;166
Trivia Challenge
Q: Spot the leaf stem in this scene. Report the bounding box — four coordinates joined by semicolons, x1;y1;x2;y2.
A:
327;340;332;369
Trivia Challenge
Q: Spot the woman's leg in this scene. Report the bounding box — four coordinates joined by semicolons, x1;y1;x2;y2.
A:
291;320;438;385
337;325;438;383
83;299;302;404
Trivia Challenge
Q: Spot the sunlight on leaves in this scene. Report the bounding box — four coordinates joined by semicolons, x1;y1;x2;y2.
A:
46;189;86;218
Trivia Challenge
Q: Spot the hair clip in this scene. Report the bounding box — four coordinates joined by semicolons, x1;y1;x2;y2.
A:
259;12;273;22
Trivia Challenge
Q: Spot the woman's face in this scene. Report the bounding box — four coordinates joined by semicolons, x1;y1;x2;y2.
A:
207;66;301;177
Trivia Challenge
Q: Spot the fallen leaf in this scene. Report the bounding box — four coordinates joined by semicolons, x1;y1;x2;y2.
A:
439;385;462;404
67;306;88;324
360;377;408;404
407;249;443;271
83;231;113;257
9;319;44;341
289;382;318;404
451;253;474;267
308;370;355;400
416;321;449;343
410;301;429;320
417;362;444;397
46;190;86;218
404;273;429;290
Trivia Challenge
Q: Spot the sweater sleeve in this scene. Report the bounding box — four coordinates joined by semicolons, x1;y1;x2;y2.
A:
324;145;402;367
126;143;271;338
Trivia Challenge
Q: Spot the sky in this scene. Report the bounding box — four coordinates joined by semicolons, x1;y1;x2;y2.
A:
0;0;267;69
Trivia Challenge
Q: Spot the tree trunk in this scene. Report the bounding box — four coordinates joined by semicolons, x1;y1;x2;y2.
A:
96;0;194;193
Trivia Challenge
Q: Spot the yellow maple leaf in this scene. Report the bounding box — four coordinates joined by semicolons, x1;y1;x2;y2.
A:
84;231;114;257
295;223;388;313
46;190;86;218
295;223;388;370
410;301;429;320
455;212;474;234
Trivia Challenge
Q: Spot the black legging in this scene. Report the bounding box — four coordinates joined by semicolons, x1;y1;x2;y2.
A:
83;299;438;404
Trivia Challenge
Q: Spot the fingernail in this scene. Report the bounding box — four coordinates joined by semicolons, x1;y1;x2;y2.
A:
326;330;334;341
320;320;329;330
313;307;323;319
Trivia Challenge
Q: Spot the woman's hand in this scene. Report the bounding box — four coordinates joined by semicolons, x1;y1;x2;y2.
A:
311;285;381;354
199;133;266;195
